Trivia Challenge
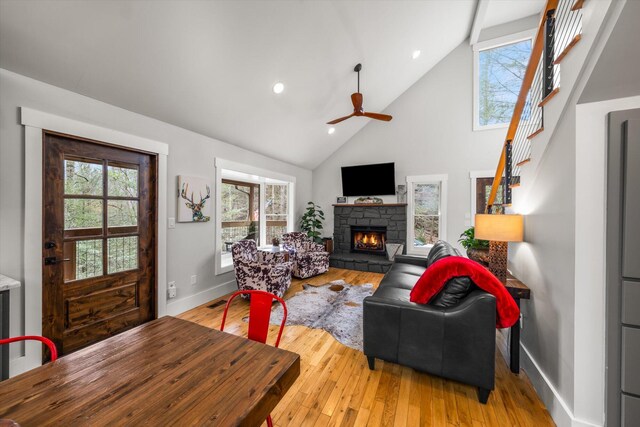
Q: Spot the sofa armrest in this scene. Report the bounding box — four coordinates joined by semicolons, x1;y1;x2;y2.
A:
393;254;428;267
363;287;445;365
363;288;496;390
440;290;496;390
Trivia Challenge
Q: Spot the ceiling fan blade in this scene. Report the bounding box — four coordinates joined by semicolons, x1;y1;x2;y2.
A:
327;113;355;125
363;112;393;121
351;93;363;111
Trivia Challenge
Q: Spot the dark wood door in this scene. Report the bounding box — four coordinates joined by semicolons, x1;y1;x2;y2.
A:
476;177;506;214
43;131;157;356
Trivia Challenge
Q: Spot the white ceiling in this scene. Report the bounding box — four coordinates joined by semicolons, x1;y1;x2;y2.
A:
0;0;543;170
483;0;545;29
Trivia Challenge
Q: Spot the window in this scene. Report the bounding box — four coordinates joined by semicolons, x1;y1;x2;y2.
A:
215;159;295;274
473;31;533;130
407;175;447;255
265;183;289;243
221;179;261;252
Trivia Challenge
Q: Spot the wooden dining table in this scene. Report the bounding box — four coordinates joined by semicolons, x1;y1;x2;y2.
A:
0;316;300;426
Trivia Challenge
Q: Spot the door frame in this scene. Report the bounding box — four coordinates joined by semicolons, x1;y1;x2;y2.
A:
20;107;168;375
469;170;497;224
605;109;640;427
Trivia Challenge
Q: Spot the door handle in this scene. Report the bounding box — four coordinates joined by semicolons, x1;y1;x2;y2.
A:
44;257;71;266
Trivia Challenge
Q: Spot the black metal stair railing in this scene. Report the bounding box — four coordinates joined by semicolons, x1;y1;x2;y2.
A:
488;0;583;211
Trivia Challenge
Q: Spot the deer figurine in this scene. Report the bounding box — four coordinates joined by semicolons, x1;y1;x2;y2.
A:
180;183;211;222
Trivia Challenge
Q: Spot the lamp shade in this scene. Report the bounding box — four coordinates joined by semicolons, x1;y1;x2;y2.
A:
475;214;523;242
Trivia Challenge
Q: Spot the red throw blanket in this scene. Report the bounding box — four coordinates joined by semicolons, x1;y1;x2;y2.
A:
409;256;520;328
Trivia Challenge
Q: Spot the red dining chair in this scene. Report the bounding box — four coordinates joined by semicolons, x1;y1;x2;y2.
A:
0;335;58;362
220;290;288;427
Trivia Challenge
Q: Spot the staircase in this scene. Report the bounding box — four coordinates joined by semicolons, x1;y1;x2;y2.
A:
486;0;584;213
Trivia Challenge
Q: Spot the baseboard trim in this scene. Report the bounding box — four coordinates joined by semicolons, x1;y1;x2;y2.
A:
166;280;236;316
521;344;603;427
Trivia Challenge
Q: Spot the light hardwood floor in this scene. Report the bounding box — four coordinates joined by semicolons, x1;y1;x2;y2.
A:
178;268;554;427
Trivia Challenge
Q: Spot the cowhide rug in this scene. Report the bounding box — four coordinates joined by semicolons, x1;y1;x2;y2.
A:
269;280;374;351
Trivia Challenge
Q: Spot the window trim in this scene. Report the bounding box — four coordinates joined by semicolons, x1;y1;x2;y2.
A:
472;29;536;132
406;174;448;255
214;158;295;275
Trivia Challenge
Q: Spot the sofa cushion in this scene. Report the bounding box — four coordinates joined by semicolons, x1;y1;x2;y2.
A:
379;268;422;290
388;262;426;277
429;276;477;308
426;240;460;267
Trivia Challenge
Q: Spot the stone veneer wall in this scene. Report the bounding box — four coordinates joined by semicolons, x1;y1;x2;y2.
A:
333;205;407;254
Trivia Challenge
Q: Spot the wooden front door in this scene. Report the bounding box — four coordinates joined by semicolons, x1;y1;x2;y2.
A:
43;132;157;356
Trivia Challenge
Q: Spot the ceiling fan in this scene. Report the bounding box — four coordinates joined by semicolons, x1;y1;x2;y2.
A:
327;63;393;125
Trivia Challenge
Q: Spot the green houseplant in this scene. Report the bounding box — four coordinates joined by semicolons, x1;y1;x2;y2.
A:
458;226;490;266
300;202;325;243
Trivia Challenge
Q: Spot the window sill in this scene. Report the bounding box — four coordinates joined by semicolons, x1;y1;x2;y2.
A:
217;253;233;276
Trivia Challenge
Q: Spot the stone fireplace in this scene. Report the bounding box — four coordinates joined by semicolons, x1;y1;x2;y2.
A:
330;204;406;273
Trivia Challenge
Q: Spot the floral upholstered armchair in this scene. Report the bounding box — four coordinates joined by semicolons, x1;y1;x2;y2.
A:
231;240;292;298
282;232;330;279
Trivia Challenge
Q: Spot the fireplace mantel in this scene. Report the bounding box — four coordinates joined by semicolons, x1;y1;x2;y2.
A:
332;203;407;207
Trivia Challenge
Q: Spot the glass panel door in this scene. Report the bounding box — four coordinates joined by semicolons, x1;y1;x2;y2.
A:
43;132;156;356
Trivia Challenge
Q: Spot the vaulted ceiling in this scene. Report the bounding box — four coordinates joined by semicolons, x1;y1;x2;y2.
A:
0;0;543;169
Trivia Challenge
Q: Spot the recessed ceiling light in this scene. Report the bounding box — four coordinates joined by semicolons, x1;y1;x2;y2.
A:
273;82;284;94
412;50;421;60
328;127;336;135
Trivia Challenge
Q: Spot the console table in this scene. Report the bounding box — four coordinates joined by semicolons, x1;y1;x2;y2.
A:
1;274;21;380
505;273;531;374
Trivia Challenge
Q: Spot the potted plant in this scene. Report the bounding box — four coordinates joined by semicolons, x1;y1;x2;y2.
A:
300;202;325;244
458;226;490;267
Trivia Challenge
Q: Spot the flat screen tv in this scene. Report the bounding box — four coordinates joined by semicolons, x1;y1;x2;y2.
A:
341;162;396;197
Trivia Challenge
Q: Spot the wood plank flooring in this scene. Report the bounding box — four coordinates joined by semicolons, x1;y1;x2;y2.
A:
178;268;554;427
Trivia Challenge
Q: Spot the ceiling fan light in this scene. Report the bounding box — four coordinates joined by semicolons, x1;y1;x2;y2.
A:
328;127;335;135
412;50;421;59
273;82;284;94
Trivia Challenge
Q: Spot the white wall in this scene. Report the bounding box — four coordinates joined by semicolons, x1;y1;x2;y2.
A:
0;68;312;365
574;95;640;426
507;1;633;426
509;104;578;418
312;38;511;247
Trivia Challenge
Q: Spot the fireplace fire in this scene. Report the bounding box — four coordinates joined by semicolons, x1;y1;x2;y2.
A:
351;226;386;255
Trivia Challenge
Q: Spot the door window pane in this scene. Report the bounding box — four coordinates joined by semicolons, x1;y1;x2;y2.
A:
108;236;138;273
64;239;103;281
64;160;103;196
64;199;103;230
108;165;138;197
108;200;138;227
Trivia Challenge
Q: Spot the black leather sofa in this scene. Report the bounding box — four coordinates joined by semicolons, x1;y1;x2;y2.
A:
363;241;497;403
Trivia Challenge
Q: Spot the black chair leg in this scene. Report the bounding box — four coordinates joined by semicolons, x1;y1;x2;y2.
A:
477;387;491;404
367;356;375;370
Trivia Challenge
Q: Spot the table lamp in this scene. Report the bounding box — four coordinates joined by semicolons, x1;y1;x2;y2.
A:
474;214;523;282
